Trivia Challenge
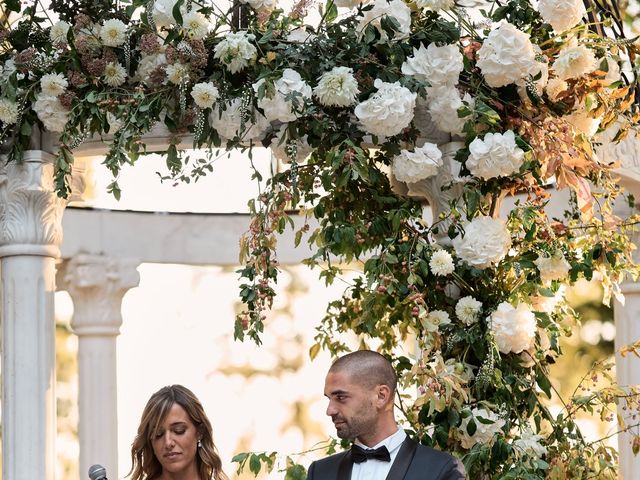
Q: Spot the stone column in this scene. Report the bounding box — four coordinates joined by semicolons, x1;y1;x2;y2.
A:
0;151;83;480
57;254;140;479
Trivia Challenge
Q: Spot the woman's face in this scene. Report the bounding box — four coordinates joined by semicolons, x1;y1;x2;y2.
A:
151;403;201;477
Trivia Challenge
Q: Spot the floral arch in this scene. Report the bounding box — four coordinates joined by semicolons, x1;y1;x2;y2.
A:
2;0;640;478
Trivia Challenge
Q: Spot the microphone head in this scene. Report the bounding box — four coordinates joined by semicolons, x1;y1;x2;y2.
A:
88;464;107;480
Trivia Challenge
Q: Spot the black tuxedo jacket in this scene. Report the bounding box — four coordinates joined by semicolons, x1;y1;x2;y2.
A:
306;437;466;480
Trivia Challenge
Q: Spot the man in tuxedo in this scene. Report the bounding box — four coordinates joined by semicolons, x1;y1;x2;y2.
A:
306;350;466;480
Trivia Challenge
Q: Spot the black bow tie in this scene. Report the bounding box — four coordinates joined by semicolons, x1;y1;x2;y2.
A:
351;444;391;463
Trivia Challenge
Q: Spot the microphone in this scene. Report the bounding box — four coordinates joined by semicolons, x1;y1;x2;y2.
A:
88;464;108;480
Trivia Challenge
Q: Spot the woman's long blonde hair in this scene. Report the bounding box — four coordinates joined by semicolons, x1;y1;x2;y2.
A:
128;385;228;480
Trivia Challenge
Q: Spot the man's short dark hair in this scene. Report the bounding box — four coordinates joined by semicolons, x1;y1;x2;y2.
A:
329;350;397;393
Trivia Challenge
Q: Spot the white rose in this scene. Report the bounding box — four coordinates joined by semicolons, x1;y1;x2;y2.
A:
455;296;482;325
467;130;525;180
191;82;219;109
489;302;537;354
355;79;416;137
538;0;585;33
357;0;411;41
552;42;597;80
459;407;505;449
214;31;257;74
100;19;128;47
270;125;313;163
415;0;454;11
534;252;571;284
210;98;269;143
426;86;473;136
313;66;360;107
453;216;511;269
50;21;70;44
181;11;210;40
33;94;69;132
401;43;463;87
391;142;442;183
40;73;68;97
477;22;538;88
255;68;312;123
0;98;19;124
429;249;455;276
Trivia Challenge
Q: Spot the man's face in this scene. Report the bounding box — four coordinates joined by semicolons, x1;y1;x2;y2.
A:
324;370;379;440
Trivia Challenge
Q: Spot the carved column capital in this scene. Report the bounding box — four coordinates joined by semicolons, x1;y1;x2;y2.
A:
58;254;140;336
0;151;86;257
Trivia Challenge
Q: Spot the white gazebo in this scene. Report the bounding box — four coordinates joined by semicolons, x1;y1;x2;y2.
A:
1;127;640;479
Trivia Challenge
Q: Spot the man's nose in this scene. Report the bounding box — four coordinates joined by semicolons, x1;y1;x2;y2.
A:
326;402;337;417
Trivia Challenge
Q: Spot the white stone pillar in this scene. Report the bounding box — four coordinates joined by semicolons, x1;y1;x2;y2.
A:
0;151;83;480
58;254;139;478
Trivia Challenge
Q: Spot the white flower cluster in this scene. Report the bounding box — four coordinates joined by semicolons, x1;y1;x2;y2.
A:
357;0;412;41
40;73;68;97
209;98;269;142
181;11;210;40
477;22;539;88
513;430;547;459
166;63;189;85
429;249;455;276
50;21;70;44
34;73;69;132
255;69;312;123
355;79;416;137
466;130;525;180
100;19;128;47
490;302;537;354
537;0;585;33
422;309;451;332
534;251;571;284
135;51;167;85
552;41;597;81
313;67;360;108
459;407;506;449
0;98;18;124
152;0;187;28
453;216;511;269
191;82;219;109
103;62;127;87
391;142;442;183
213;32;257;74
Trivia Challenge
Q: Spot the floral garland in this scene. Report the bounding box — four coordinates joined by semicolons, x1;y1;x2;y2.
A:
2;0;640;477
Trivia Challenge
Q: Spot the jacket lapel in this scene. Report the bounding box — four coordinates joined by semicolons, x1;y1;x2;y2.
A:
337;450;353;480
385;437;418;480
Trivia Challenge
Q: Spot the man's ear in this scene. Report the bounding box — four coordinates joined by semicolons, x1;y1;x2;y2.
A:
376;384;392;407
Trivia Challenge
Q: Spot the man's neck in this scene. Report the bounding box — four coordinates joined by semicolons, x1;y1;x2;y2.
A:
357;423;399;448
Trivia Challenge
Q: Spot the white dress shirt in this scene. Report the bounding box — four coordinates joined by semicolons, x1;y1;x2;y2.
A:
351;427;407;480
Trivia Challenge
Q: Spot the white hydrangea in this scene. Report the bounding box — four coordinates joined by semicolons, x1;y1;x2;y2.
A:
166;63;189;84
0;98;19;124
401;43;463;87
426;86;473;137
552;42;597;80
545;77;568;102
33;94;69;132
453;216;511;269
514;431;547;459
103;62;127;87
429;249;455;276
534;252;571;284
313;67;360;107
354;79;416;138
477;22;538;88
286;28;315;43
564;106;601;137
181;11;210;40
152;0;186;28
538;0;586;33
50;20;70;44
40;73;68;97
490;302;537;354
459;407;505;449
254;69;312;123
357;0;412;41
269;125;313;163
0;59;17;82
214;31;257;74
100;19;128;47
190;82;219;109
391;142;442;183
466;130;525;180
415;0;454;11
456;296;482;325
209;98;269;142
135;53;167;85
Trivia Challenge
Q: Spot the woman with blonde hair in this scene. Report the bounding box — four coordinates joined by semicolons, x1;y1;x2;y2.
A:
129;385;228;480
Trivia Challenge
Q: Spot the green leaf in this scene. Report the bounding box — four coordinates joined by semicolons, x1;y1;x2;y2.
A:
325;0;338;23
